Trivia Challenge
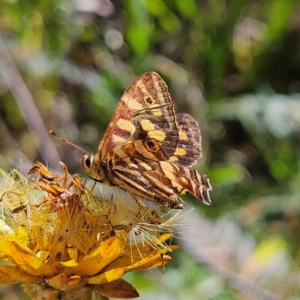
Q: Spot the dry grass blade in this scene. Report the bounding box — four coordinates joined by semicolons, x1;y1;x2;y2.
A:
0;37;60;164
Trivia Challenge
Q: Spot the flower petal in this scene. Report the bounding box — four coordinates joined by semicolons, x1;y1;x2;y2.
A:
104;241;178;272
60;260;78;267
72;236;126;276
87;268;126;284
127;254;172;272
67;248;78;262
0;265;40;283
158;233;172;242
0;240;56;276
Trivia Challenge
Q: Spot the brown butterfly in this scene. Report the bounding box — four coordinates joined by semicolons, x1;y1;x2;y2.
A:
82;72;211;209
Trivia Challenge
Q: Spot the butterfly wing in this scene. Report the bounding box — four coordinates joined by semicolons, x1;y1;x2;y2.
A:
155;161;211;205
98;72;179;163
112;159;211;207
169;113;202;167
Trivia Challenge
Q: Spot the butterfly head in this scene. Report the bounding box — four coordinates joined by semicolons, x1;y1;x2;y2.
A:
81;153;107;182
81;153;93;172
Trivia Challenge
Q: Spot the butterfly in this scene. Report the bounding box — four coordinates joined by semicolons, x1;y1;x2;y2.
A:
82;72;211;209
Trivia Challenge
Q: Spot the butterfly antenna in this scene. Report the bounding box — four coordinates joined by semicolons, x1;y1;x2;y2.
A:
49;130;87;153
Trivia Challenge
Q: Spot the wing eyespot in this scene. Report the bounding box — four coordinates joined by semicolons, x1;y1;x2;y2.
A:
144;138;160;153
144;95;154;105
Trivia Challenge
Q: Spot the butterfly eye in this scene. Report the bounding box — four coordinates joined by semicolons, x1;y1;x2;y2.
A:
81;154;93;170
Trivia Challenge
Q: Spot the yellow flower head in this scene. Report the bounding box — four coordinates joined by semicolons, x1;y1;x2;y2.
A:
0;162;179;299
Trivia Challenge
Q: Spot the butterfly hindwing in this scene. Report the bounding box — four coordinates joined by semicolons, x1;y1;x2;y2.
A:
111;159;211;208
111;158;181;208
157;161;211;205
169;113;202;167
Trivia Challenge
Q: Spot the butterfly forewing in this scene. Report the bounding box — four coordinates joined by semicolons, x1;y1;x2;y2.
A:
131;105;179;159
98;72;179;162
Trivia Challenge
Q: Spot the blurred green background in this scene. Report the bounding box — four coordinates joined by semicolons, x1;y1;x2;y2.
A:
1;0;300;299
